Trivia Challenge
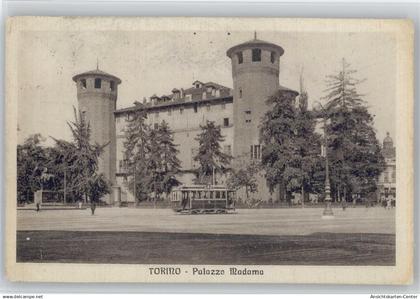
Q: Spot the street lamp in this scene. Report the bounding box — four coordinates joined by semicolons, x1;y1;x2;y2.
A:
315;102;335;219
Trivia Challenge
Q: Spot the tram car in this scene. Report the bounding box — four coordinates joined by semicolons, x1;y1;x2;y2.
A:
170;185;236;214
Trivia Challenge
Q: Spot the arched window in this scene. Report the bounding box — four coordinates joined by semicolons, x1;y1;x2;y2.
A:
110;81;115;91
252;48;261;62
237;52;243;64
81;79;87;89
239;88;243;98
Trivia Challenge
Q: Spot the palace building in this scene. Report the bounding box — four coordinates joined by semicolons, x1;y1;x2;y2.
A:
72;35;298;204
72;35;394;205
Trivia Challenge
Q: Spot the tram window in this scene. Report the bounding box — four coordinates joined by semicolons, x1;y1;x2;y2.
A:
222;191;226;199
216;191;220;199
210;191;214;199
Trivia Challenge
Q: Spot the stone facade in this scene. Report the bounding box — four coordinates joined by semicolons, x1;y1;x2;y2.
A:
114;83;234;203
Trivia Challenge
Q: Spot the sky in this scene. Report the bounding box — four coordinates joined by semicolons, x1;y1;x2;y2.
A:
17;29;396;145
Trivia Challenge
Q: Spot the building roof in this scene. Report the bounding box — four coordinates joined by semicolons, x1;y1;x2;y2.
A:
115;80;232;115
226;37;284;58
278;85;299;95
115;95;233;115
72;69;122;84
383;132;393;145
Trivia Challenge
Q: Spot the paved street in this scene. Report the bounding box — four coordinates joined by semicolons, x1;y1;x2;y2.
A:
17;207;395;236
16;207;395;265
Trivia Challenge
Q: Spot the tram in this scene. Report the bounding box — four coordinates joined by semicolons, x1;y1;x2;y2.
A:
170;185;236;214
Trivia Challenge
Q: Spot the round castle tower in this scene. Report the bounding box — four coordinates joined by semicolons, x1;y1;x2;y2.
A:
72;68;121;204
226;34;285;157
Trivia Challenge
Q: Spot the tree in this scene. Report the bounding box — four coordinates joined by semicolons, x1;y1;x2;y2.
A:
292;89;322;207
227;155;260;203
322;59;385;201
17;134;48;203
123;103;151;203
260;88;322;204
155;121;181;196
193;121;231;184
52;107;110;204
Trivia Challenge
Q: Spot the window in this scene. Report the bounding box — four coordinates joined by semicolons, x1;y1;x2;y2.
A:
223;118;229;127
110;81;115;91
194;103;198;113
94;78;102;89
196;84;200;88
252;48;261;62
250;145;261;160
270;52;276;63
191;148;199;168
245;119;251;123
237;52;243;64
245;110;251;114
239;88;243;98
81;79;87;89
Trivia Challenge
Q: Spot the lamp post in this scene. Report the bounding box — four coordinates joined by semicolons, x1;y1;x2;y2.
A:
316;102;334;219
322;117;334;219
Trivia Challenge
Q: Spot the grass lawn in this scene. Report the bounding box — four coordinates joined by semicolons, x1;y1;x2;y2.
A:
17;230;395;265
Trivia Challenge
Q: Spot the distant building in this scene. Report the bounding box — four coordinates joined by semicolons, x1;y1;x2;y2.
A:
377;132;396;200
73;36;300;204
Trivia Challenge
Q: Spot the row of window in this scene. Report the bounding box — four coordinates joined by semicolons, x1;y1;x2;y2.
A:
152;118;230;130
236;48;276;64
80;78;116;91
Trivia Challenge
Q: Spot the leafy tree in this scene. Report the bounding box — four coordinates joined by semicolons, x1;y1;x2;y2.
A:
322;59;385;201
260;88;322;204
193;121;231;184
227;155;260;202
291;90;322;206
123;103;151;203
17;134;49;203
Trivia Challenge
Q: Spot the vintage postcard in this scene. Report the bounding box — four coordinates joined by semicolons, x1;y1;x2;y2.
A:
5;17;413;284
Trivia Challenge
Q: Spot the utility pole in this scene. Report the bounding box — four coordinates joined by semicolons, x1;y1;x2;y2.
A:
316;101;334;219
63;169;67;204
212;165;216;186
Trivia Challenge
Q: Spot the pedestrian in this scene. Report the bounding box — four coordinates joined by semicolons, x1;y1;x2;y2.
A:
342;199;347;211
78;200;83;209
34;190;42;212
386;197;392;210
90;200;96;215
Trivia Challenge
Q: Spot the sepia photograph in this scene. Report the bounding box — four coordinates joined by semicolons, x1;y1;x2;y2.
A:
5;17;413;284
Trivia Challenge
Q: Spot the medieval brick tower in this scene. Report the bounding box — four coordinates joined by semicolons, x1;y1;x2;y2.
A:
72;68;121;204
226;34;284;158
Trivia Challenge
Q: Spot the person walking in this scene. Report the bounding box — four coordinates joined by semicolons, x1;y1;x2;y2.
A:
34;190;42;212
90;200;96;215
